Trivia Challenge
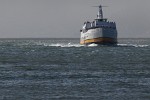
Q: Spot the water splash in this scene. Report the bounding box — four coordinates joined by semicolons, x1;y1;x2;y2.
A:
87;43;98;47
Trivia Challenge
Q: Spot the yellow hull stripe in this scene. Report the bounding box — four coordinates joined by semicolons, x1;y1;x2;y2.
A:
80;37;116;45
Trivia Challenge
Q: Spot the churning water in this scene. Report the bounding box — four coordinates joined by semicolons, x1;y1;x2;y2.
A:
0;38;150;100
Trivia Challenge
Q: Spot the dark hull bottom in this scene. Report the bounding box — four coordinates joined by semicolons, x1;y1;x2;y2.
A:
80;37;117;45
86;42;117;45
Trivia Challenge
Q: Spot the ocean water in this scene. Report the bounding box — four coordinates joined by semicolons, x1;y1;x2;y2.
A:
0;38;150;100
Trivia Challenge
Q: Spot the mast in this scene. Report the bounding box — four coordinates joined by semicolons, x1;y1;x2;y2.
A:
97;5;103;19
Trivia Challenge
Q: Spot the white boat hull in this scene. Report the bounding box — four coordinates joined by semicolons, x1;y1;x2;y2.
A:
80;28;117;45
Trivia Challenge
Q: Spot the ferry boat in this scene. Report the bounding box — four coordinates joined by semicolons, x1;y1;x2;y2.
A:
80;5;118;45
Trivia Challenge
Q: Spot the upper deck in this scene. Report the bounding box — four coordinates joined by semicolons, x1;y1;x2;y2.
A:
81;5;116;31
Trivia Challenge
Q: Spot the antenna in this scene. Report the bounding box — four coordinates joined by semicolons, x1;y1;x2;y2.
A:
92;5;108;19
92;6;108;7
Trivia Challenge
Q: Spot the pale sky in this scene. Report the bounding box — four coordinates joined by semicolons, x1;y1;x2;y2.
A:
0;0;150;38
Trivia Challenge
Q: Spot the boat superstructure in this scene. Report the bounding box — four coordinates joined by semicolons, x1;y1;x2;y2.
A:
80;5;118;45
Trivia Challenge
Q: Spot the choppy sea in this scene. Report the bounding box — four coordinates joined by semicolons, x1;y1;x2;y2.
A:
0;38;150;100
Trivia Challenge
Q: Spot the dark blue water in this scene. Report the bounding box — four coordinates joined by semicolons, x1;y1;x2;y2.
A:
0;38;150;100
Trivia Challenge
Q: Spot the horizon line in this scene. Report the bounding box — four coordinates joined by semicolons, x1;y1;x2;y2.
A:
0;37;150;39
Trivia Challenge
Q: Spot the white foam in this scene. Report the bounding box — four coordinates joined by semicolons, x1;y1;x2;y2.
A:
43;43;84;47
88;43;98;47
117;44;128;46
118;44;149;47
36;42;149;48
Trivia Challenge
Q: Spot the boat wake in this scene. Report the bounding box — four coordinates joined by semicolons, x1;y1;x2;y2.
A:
35;42;149;48
42;43;84;47
40;43;149;48
117;44;149;48
42;43;99;47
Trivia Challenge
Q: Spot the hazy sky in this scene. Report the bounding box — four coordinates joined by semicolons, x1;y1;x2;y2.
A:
0;0;150;38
